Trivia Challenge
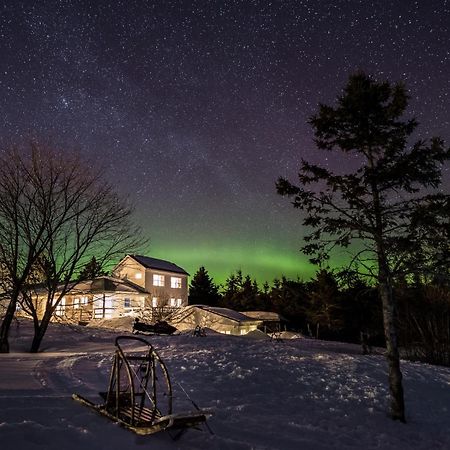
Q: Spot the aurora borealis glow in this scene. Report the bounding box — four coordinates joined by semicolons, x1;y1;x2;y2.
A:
1;1;449;285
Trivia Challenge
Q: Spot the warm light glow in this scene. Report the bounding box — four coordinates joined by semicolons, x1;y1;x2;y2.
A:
55;298;66;316
153;274;164;287
171;277;182;288
135;272;142;279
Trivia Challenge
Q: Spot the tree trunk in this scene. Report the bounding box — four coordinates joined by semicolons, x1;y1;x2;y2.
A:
379;272;405;422
0;292;19;353
30;312;51;353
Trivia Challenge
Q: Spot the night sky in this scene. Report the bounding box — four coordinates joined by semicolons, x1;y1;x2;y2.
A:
1;0;449;284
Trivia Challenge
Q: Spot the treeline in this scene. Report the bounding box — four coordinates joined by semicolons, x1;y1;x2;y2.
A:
189;267;384;344
189;266;450;365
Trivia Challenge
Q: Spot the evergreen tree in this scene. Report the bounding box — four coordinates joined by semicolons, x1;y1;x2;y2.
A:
221;270;263;310
78;256;106;280
306;269;343;339
339;274;383;345
221;270;242;308
188;266;220;306
269;276;308;329
277;72;449;422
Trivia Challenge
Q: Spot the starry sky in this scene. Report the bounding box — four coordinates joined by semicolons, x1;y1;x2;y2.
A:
1;0;449;285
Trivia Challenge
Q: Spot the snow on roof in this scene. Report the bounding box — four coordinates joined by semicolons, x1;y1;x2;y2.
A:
170;305;262;324
242;311;287;321
199;306;261;323
127;255;189;275
68;276;147;295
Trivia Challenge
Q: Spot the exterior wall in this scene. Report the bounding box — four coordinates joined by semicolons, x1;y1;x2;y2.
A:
145;269;188;308
112;256;146;289
113;256;189;308
52;292;147;322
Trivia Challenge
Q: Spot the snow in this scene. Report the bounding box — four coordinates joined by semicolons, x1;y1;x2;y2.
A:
1;320;450;449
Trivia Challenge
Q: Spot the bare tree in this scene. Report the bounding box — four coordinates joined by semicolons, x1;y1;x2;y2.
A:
0;147;55;352
0;142;142;352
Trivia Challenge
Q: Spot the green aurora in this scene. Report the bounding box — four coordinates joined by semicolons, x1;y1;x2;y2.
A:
148;240;320;286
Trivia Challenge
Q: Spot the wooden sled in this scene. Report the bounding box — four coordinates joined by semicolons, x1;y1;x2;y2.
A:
73;336;211;436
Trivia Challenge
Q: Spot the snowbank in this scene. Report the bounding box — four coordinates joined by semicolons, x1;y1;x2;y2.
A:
86;316;135;332
1;319;450;449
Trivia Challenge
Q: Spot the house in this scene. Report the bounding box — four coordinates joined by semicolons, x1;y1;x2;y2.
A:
53;276;148;323
30;254;190;324
168;305;263;336
112;254;189;310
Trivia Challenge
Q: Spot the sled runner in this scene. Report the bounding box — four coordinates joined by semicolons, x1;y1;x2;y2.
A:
73;335;210;436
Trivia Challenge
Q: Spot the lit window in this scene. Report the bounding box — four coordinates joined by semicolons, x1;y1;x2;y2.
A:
152;297;158;307
153;274;164;286
240;329;247;335
124;298;131;308
55;298;66;316
81;296;88;305
169;298;176;307
135;272;142;280
171;277;182;288
176;298;182;307
73;298;80;309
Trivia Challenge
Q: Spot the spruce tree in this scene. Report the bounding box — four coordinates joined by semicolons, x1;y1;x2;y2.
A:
188;266;220;306
277;72;449;422
78;256;106;280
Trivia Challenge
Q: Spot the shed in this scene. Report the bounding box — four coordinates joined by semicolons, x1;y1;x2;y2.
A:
168;305;263;336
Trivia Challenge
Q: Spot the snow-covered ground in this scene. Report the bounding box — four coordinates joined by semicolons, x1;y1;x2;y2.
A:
1;320;450;450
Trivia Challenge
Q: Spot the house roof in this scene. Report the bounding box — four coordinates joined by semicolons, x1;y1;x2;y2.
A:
199;306;258;322
68;276;147;295
127;255;189;276
241;311;287;322
169;305;262;325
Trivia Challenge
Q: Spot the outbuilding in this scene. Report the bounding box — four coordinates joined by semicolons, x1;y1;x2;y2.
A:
168;305;263;336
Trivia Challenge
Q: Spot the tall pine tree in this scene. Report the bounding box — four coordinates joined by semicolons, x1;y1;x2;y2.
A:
188;266;220;306
277;72;449;422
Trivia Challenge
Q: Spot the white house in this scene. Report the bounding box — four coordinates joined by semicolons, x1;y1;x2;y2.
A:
33;255;190;323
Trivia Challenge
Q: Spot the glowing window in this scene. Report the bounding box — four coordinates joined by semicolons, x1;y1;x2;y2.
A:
81;296;89;305
171;277;182;288
176;298;182;307
169;298;176;307
153;274;164;286
73;298;80;309
152;297;158;307
135;272;142;280
55;298;66;316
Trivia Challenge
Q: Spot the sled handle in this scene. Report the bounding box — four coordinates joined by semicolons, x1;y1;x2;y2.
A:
115;335;154;351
